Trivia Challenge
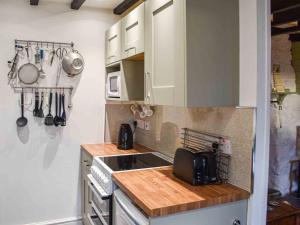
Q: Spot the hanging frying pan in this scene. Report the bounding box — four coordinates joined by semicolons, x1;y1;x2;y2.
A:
18;46;40;85
18;63;40;84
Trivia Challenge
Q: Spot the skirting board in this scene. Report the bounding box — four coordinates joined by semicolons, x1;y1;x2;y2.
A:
24;217;82;225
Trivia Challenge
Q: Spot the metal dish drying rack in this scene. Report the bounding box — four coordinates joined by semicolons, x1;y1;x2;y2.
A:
181;128;231;184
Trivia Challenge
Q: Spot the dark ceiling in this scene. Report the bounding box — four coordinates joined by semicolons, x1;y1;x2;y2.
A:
271;0;300;36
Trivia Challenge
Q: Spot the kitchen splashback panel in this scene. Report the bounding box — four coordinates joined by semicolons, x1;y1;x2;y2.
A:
105;104;255;192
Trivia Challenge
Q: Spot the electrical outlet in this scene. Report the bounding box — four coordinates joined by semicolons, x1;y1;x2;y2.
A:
219;139;232;155
136;119;145;129
145;121;151;130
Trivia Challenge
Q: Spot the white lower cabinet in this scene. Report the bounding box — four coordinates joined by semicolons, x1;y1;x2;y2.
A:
149;200;247;225
81;150;93;225
113;189;247;225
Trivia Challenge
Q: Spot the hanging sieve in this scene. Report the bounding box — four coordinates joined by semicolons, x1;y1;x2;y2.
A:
18;63;40;85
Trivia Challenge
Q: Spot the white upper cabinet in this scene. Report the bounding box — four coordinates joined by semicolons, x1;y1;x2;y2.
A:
144;0;185;106
145;0;255;107
105;21;122;65
121;3;145;59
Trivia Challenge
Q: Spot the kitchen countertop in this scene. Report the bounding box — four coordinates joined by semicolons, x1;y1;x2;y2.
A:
112;167;250;217
81;143;154;157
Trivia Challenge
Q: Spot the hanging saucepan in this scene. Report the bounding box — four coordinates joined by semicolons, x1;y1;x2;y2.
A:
62;49;84;77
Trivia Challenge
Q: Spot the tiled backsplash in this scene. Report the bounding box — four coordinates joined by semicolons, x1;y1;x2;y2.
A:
105;104;256;192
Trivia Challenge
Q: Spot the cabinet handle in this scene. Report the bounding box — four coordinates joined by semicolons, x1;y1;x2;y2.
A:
233;220;241;225
145;72;151;103
125;47;136;52
108;55;115;59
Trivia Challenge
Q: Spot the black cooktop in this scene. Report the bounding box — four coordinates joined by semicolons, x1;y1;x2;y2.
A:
100;153;172;172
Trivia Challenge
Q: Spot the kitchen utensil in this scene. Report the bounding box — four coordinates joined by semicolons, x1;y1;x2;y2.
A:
37;91;44;118
25;45;30;60
45;92;54;126
56;93;63;126
117;124;133;150
33;91;39;117
60;93;66;126
16;90;28;127
39;49;45;77
49;45;55;66
62;49;84;76
7;51;20;81
18;63;40;84
34;45;40;64
53;92;60;127
56;47;67;86
142;105;154;117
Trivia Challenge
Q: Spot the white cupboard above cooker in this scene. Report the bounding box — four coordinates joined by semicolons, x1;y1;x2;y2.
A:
105;3;145;66
105;21;122;65
121;2;144;59
145;0;251;107
105;0;256;107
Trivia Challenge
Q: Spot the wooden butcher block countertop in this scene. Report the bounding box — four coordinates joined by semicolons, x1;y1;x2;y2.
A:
113;167;250;217
81;143;153;157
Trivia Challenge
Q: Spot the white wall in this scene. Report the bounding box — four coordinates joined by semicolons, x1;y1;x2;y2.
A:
0;1;117;224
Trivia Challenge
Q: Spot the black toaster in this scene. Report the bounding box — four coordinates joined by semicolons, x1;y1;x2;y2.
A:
173;148;218;185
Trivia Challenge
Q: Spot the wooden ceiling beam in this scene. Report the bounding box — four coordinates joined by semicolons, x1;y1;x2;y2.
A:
271;0;300;13
113;0;140;15
71;0;86;10
30;0;39;6
272;25;300;36
272;6;300;26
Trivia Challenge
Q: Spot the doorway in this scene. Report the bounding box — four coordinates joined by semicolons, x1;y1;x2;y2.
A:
267;0;300;224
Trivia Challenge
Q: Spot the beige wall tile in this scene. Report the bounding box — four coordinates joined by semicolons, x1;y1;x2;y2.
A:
105;103;255;192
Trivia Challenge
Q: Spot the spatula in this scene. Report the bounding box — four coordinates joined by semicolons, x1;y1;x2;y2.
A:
45;92;54;126
54;92;60;127
37;91;44;118
33;91;39;117
61;93;66;126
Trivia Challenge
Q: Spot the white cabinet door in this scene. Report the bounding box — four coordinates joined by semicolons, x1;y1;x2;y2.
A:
145;0;185;106
121;3;145;59
106;21;122;65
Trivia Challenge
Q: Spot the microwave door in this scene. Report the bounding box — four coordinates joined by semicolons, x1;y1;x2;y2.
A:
110;76;118;93
107;74;121;98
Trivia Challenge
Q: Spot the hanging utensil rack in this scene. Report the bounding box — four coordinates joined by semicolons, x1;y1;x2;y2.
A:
13;86;73;90
12;86;74;108
181;128;231;184
15;39;74;48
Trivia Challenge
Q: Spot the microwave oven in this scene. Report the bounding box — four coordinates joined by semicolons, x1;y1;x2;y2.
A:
106;71;121;98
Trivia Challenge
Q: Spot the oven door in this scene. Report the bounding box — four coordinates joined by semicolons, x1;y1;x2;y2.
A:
113;189;149;225
87;174;112;225
107;72;121;98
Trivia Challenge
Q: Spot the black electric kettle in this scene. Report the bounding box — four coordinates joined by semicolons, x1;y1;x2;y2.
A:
117;123;133;150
